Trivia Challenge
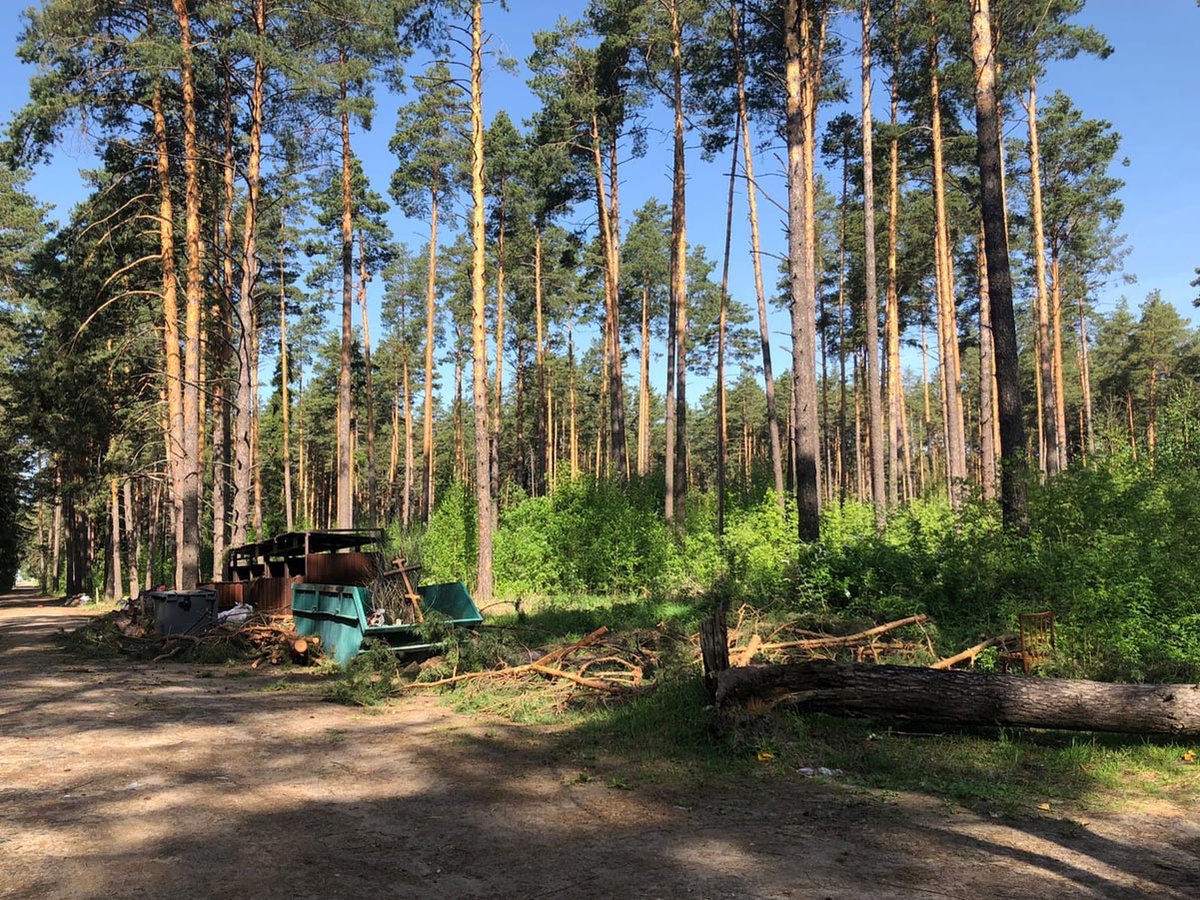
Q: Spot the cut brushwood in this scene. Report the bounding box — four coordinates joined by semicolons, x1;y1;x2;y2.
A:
931;633;1017;670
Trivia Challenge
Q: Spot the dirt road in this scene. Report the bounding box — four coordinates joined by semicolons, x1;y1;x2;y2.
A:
1;587;1196;899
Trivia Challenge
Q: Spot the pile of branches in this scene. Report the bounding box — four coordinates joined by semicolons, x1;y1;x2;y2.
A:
62;610;321;667
713;604;1021;672
402;625;665;699
718;606;939;667
153;620;322;667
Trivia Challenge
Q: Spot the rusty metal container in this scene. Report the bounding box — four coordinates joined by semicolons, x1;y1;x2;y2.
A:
304;551;380;587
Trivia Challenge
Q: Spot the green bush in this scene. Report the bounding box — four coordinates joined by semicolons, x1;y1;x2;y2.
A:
417;452;1200;683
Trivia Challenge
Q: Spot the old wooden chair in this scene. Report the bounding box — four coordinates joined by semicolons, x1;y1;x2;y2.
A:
999;611;1056;674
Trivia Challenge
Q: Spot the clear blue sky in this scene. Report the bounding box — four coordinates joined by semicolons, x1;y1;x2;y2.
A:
2;0;1197;393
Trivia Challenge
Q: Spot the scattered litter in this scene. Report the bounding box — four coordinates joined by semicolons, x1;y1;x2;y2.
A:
796;767;844;778
217;603;254;626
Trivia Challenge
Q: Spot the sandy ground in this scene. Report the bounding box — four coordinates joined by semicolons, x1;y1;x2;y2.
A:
1;586;1197;899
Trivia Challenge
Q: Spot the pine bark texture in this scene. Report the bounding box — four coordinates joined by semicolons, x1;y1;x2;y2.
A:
714;660;1200;738
784;0;822;543
971;0;1029;529
731;1;784;503
469;1;494;605
860;1;885;528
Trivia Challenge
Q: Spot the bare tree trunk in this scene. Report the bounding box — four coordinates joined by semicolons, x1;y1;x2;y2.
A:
357;235;377;525
589;116;628;484
173;0;202;589
123;480;139;597
469;0;493;605
785;0;823;542
929;25;967;507
534;230;547;494
336;50;355;529
670;0;688;518
1026;76;1061;476
109;478;122;601
860;0;886;528
403;358;415;525
885;0;903;507
280;246;294;531
1050;255;1068;467
717;110;739;536
492;202;506;504
1078;295;1095;457
213;60;234;572
422;188;439;519
977;224;997;501
569;324;579;478
971;0;1029;530
150;82;184;589
638;285;651;477
731;0;785;503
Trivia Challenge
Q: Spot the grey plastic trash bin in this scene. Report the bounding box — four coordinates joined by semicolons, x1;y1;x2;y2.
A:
150;589;219;636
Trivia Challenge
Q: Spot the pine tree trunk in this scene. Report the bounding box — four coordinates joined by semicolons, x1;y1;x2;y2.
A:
150;82;185;589
1051;255;1069;467
929;26;967;507
469;0;494;605
492;205;506;503
423;188;439;519
977;224;998;501
717;111;739;536
336;53;355;529
1078;295;1095;457
534;229;547;494
109;477;122;601
860;0;886;529
174;0;202;589
280;247;294;531
358;236;377;526
836;162;848;507
589;116;628;483
638;285;651;477
1026;76;1061;476
252;307;262;536
885;0;904;507
123;480;139;597
670;0;688;518
785;0;823;542
213;61;234;571
569;324;578;477
731;0;785;503
403;358;415;526
970;0;1029;530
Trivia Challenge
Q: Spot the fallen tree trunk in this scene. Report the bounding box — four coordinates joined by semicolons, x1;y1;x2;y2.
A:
713;660;1200;737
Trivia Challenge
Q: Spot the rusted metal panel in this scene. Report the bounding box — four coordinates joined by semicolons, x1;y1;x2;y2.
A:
247;575;301;615
304;552;381;587
215;581;247;611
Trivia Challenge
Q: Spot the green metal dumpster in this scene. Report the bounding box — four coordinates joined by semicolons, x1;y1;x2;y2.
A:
291;581;482;667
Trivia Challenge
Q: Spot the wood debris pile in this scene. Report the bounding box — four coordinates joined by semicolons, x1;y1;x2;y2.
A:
402;625;665;699
715;605;1021;671
153;620;322;667
718;606;939;667
63;610;321;667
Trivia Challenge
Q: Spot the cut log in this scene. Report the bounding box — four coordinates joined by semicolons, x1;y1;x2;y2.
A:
714;660;1200;737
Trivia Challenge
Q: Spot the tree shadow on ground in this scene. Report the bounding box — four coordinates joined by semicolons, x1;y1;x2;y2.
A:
3;587;1197;899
